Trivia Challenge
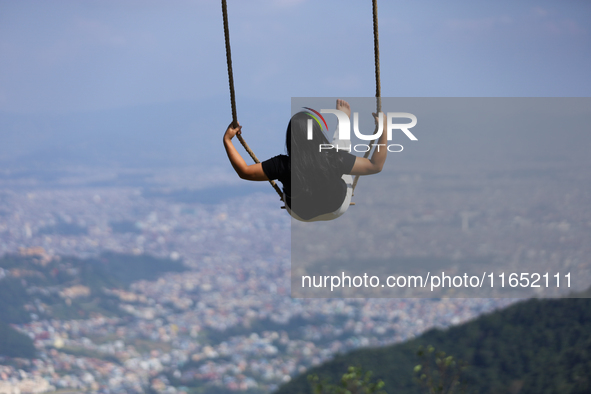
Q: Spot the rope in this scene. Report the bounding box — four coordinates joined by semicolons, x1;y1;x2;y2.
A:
221;0;284;200
352;0;381;194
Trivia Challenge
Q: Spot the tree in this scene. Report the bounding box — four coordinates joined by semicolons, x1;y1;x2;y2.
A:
414;346;469;394
308;366;387;394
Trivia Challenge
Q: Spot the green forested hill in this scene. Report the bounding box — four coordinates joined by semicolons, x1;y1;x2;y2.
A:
276;294;591;394
0;252;187;359
0;322;36;358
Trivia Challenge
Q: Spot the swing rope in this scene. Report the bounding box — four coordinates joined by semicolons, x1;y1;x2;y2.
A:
221;0;284;200
352;0;382;194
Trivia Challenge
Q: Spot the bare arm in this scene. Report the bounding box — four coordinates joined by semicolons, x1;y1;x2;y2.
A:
223;122;269;181
348;112;389;176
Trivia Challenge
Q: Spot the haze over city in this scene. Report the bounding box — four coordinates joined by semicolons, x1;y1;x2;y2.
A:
1;1;590;393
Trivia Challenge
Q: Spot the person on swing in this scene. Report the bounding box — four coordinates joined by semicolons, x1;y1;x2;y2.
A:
223;99;388;221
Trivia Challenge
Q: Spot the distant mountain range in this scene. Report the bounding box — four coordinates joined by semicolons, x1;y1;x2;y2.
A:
0;97;288;170
3;98;590;174
275;288;591;394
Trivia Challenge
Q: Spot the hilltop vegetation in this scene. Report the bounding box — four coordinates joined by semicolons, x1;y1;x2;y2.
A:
0;252;187;359
0;321;36;359
276;293;591;394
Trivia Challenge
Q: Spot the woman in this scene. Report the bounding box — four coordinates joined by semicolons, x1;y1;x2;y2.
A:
223;99;388;221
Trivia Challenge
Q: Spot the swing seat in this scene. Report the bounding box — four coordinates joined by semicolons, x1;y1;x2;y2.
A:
281;202;354;209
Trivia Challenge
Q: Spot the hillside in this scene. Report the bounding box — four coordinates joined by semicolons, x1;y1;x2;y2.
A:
275;292;591;394
0;252;187;359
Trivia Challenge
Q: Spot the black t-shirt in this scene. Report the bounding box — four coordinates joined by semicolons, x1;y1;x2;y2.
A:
262;152;356;220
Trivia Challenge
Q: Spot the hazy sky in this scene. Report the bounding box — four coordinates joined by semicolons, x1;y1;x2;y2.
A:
0;1;590;169
1;0;590;115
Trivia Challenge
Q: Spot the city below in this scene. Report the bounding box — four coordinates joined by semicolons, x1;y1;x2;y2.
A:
0;162;588;393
